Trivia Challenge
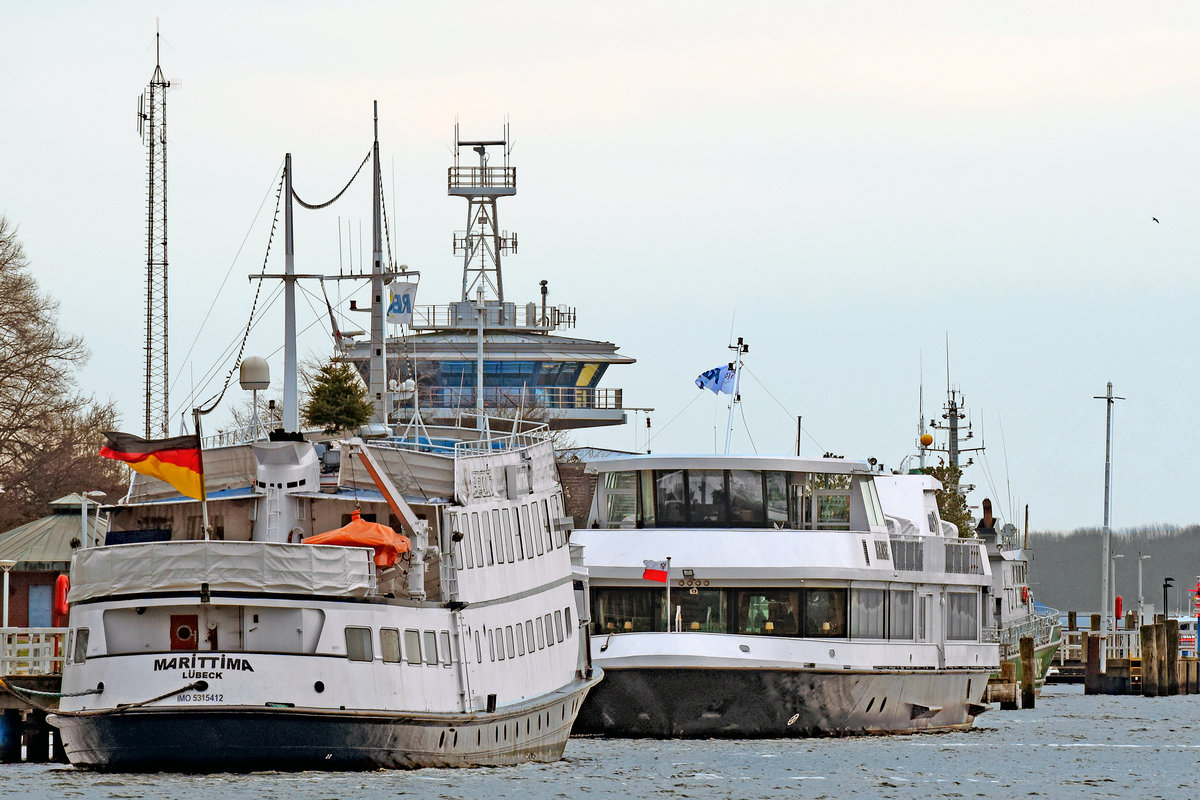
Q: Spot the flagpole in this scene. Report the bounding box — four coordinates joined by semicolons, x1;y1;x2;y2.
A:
192;408;212;541
723;337;748;455
666;555;671;632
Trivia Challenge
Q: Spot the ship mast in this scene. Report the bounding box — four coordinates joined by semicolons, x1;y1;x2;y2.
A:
138;27;171;437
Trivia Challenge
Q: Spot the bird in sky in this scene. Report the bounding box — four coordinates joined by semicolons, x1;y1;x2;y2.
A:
1152;217;1160;223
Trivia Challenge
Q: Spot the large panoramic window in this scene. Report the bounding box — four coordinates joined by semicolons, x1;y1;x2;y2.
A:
734;589;799;636
850;588;885;639
676;588;728;633
802;588;847;637
889;590;915;640
591;587;665;634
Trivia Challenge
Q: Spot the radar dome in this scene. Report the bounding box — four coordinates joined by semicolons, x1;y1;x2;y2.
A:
239;356;270;391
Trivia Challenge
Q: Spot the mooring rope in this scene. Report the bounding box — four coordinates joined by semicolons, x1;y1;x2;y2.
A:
0;677;206;718
292;149;372;210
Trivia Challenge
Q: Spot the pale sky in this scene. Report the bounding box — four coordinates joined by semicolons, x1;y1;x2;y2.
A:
4;2;1200;531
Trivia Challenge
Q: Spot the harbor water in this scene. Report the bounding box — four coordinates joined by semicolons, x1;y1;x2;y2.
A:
7;684;1200;799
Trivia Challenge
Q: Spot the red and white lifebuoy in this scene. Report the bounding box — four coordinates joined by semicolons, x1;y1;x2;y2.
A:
1020;586;1029;604
54;573;70;616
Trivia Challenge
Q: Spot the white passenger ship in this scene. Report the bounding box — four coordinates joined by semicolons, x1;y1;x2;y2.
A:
572;454;998;737
49;107;598;770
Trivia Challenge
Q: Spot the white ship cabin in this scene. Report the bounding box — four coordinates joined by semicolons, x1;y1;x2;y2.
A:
580;454;992;657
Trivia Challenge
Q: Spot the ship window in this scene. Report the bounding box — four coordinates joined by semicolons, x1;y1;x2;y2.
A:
345;627;373;662
461;513;475;569
536;621;545;649
637;471;656;528
554;610;564;643
687;469;726;525
475;630;483;663
734;589;798;636
590;588;663;634
802;588;847;637
512;508;526;561
516;625;526;656
927;512;938;534
482;512;495;565
73;628;89;664
440;631;453;666
502;509;516;562
380;628;401;663
545;613;556;644
677;588;728;633
728;470;764;526
492;509;505;563
505;626;516;658
850;588;885;639
424;630;439;665
889;590;915;640
495;628;506;661
564;607;573;637
526;620;536;649
541;499;555;549
604;471;637;528
947;592;978;641
527;505;542;556
488;629;496;661
801;474;852;530
404;629;422;664
860;481;885;528
470;512;484;568
765;472;791;527
654;470;688;525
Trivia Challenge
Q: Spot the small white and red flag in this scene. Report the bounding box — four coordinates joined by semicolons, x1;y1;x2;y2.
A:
642;559;669;583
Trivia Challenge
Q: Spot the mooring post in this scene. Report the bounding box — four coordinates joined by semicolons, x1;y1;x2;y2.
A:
999;661;1018;710
1161;618;1180;695
1141;625;1159;697
1085;634;1100;695
1020;636;1036;708
23;711;50;763
1067;611;1077;631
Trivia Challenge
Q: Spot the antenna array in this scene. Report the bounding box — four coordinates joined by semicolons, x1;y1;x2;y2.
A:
137;31;171;437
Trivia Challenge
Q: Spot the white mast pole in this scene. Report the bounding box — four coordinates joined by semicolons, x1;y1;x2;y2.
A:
723;337;748;455
369;101;387;428
283;153;298;431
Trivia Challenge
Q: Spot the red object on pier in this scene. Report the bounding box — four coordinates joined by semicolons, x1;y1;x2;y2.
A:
1114;595;1122;620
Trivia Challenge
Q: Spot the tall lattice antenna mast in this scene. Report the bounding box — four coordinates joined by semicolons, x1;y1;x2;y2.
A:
137;26;171;437
449;118;517;302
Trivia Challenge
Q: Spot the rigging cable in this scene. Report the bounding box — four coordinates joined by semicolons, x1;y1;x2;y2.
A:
740;364;826;453
291;149;371;210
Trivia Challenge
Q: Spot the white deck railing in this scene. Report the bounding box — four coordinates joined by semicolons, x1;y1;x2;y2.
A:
1;628;67;675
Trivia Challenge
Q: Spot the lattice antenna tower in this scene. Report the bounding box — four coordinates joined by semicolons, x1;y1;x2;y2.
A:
137;28;171;437
449;118;517;302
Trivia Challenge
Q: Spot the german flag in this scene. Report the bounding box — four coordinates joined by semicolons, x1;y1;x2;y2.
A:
100;431;204;500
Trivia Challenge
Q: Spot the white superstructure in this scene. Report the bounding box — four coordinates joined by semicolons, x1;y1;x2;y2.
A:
573;454;998;737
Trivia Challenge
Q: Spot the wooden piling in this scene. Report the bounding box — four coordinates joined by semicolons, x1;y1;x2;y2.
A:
1084;634;1101;694
1090;613;1101;631
1141;625;1159;697
999;661;1018;710
1068;611;1077;631
22;711;50;763
1156;623;1169;694
1165;619;1180;696
1020;636;1036;708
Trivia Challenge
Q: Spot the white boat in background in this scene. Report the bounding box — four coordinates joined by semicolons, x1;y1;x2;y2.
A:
49;108;598;771
572;453;998;737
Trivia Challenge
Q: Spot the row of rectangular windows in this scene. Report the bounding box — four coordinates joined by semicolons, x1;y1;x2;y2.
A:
450;494;566;571
343;606;574;666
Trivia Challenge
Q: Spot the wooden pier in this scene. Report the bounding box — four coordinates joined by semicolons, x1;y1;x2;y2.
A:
0;628;67;763
1051;614;1200;696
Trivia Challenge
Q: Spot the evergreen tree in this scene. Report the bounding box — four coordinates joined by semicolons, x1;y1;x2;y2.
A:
301;361;374;434
926;463;973;537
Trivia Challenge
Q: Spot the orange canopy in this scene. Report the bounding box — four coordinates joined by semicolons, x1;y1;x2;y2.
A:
305;509;411;568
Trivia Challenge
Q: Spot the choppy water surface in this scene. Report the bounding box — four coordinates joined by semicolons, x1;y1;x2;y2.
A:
5;685;1199;800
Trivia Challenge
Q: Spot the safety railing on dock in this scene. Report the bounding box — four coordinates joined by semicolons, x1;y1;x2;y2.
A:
1;628;67;676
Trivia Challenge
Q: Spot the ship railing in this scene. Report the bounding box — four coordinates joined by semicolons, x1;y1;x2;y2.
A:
405;302;577;331
447;165;516;191
888;534;925;571
1;628;67;676
982;612;1061;650
944;540;984;575
451;417;552;457
413;386;624;412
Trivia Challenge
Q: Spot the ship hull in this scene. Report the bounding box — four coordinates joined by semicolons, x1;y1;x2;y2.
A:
51;676;598;772
574;666;989;738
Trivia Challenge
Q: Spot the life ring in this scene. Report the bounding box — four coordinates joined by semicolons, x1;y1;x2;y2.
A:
54;574;70;616
1020;586;1029;604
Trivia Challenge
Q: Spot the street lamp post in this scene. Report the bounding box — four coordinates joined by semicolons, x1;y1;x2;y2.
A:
1164;578;1175;621
0;559;16;629
1137;554;1151;625
79;491;106;548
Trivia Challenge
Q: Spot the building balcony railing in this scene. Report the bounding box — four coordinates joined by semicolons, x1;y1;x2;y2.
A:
403;302;576;332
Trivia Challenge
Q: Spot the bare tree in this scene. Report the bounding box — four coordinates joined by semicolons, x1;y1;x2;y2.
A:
0;216;124;530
